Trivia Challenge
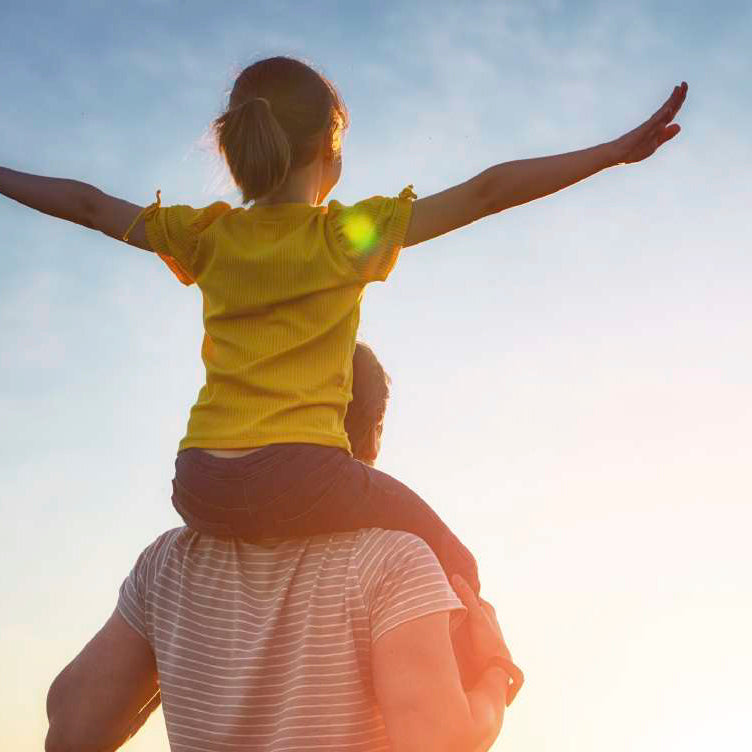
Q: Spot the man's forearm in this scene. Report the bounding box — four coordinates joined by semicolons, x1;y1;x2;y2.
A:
482;141;616;214
0;165;92;224
464;667;508;752
46;683;161;752
97;691;162;752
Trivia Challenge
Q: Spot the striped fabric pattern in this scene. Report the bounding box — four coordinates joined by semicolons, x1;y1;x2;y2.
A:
118;527;464;752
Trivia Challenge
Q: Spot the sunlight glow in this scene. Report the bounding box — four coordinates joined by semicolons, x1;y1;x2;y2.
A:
341;212;376;252
3;3;751;752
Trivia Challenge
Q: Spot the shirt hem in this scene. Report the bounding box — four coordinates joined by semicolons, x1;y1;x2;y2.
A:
177;433;352;454
372;602;467;645
116;600;148;641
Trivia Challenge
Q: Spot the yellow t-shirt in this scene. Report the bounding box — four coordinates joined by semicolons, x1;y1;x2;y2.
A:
141;188;415;453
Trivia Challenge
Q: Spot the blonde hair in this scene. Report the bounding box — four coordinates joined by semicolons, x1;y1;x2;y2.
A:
214;57;349;203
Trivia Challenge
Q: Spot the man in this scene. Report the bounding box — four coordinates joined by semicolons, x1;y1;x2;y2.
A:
45;343;519;752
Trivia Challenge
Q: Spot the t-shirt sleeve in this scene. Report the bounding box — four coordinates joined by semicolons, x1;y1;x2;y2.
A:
117;546;151;640
116;528;182;641
326;186;415;283
144;201;232;285
362;531;466;644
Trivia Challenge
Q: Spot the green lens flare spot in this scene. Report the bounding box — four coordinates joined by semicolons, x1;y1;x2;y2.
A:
342;212;376;253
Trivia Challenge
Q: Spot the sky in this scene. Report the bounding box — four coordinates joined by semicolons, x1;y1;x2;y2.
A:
1;0;750;750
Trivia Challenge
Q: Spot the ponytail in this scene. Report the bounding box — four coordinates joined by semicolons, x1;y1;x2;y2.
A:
215;97;292;203
215;57;349;205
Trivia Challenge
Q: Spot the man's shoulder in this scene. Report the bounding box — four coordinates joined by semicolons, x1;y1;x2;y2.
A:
142;525;190;553
353;528;433;553
134;527;434;573
132;526;192;572
349;528;438;575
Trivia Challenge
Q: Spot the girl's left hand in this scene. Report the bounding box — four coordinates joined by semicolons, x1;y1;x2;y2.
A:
609;81;688;165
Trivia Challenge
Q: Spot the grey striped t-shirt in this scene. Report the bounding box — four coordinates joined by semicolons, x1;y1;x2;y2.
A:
118;527;465;752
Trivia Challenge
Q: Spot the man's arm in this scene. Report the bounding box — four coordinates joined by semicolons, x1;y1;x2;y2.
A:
372;610;509;752
45;608;159;752
0;165;152;250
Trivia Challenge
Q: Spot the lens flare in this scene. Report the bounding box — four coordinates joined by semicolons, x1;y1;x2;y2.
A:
342;212;376;252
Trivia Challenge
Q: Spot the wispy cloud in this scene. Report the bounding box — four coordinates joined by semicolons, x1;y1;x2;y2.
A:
1;2;751;751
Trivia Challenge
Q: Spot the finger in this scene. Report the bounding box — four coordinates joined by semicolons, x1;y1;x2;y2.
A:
665;82;688;122
653;86;679;119
480;603;503;638
648;99;681;137
479;600;504;637
479;598;497;621
656;123;681;146
671;82;688;119
452;575;485;618
655;97;678;126
663;92;683;124
653;83;686;126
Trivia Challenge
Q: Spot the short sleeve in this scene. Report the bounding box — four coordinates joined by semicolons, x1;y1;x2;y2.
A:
326;186;415;283
144;201;232;285
117;546;150;640
116;527;183;642
362;531;466;644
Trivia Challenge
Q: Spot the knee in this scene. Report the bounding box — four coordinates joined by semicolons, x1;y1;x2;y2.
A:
45;723;76;752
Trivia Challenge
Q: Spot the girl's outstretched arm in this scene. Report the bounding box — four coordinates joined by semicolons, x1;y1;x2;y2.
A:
403;82;688;249
0;166;151;251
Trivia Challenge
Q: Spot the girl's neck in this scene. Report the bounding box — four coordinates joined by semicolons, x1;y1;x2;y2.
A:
253;159;322;207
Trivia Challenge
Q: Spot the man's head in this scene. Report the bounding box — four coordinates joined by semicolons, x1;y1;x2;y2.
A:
345;342;390;466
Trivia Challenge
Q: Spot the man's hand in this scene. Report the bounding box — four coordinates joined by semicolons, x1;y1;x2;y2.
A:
451;575;511;684
609;81;688;165
451;575;525;706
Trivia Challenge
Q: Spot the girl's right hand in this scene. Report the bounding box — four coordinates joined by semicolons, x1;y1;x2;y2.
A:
452;575;511;666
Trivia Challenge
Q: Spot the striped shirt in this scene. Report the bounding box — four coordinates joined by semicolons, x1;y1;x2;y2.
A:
118;527;465;752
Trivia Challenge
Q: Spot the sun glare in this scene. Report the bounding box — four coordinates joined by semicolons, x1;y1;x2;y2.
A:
342;212;377;252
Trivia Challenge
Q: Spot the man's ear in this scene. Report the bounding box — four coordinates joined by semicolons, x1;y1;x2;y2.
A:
365;423;381;465
354;424;379;466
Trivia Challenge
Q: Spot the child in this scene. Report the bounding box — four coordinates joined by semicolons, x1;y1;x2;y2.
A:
1;56;687;596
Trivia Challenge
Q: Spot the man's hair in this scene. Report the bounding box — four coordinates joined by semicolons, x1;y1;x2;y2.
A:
345;342;390;461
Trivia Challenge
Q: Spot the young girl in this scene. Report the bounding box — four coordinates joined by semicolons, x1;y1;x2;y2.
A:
1;57;687;597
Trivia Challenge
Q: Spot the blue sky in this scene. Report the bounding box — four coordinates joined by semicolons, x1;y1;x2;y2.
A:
1;1;751;751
